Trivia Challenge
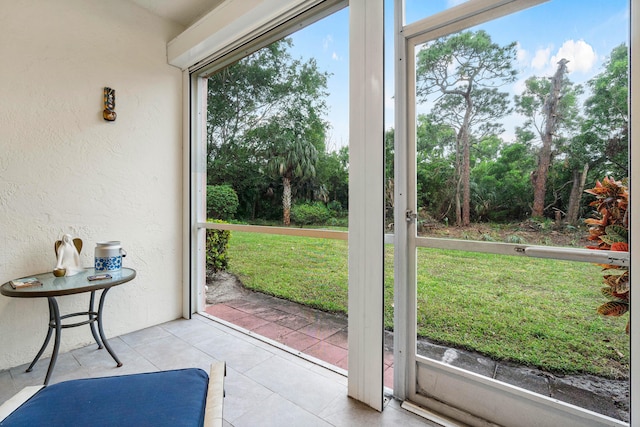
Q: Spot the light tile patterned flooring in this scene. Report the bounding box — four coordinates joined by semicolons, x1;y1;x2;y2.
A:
0;314;438;426
203;289;395;389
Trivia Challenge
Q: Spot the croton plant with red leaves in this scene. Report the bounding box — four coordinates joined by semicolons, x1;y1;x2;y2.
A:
585;177;629;334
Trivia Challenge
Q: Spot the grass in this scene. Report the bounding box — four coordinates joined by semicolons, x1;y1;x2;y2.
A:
226;230;629;378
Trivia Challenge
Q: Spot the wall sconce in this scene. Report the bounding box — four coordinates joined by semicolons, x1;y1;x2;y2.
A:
103;87;116;121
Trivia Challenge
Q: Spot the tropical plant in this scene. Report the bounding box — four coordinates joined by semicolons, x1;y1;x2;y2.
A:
266;134;320;226
584;177;629;333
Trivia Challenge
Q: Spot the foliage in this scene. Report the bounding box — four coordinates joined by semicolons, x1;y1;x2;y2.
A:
514;62;583;218
585;45;628;126
471;142;535;221
316;146;349;211
290;201;331;226
384;128;396;225
204;32;628;231
206;185;239;220
206;221;232;273
206;39;330;222
326;200;345;217
514;73;583;138
326;217;348;227
415;116;458;221
584;177;629;333
584;44;629;178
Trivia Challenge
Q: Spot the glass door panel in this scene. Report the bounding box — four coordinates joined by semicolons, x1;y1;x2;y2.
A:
402;1;630;425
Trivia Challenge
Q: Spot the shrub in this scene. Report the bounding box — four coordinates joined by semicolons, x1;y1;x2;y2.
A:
327;217;348;227
207;185;239;220
290;201;331;226
327;200;345;216
206;221;231;272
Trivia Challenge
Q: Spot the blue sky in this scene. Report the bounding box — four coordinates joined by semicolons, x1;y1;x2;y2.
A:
287;0;629;151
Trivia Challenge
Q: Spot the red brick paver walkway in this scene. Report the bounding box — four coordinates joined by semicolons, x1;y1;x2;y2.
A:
204;291;394;388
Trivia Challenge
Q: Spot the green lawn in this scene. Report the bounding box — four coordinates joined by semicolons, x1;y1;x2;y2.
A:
226;230;629;378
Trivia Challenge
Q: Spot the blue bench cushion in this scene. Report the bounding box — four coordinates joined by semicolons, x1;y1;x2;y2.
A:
0;368;209;427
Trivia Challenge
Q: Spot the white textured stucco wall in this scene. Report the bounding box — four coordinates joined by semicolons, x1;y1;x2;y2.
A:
0;0;185;370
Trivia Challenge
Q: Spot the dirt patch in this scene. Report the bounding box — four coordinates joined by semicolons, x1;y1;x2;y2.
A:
205;271;251;304
417;220;590;247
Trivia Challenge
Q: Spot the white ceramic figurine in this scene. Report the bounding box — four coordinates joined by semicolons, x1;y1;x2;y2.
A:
54;234;83;276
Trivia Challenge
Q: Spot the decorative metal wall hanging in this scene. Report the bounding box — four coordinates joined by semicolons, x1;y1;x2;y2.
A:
103;87;117;121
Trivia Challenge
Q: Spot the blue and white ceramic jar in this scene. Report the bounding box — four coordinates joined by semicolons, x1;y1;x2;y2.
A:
94;241;127;271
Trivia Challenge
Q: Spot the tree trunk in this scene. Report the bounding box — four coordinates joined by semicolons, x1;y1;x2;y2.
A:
566;163;589;226
532;59;568;217
282;177;292;226
460;96;473;227
455;178;462;227
454;130;463;226
462;132;471;226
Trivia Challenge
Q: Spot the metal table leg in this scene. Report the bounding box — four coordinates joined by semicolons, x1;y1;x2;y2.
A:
22;286;123;384
43;297;62;386
26;298;55;373
97;288;122;367
89;291;103;349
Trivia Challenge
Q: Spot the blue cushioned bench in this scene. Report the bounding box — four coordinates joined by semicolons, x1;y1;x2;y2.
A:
0;362;225;427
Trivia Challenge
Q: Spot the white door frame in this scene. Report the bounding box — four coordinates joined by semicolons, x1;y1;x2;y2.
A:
394;1;631;425
347;0;385;411
182;0;387;412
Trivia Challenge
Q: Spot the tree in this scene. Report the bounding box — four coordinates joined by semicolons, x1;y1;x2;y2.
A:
584;44;629;178
207;140;266;219
563;132;598;225
316;146;349;212
414;115;457;222
514;60;583;219
265;131;319;225
471;142;535;222
416;30;517;226
206;39;330;222
257;66;328;225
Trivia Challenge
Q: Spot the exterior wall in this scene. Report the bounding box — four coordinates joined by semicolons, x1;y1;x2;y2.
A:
0;0;184;370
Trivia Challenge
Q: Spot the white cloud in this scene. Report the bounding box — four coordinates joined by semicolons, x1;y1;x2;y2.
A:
516;42;529;65
531;46;551;71
512;77;528;96
385;93;395;110
332;52;340;61
551;39;597;74
323;35;333;51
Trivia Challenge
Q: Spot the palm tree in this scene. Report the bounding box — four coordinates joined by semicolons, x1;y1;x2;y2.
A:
267;135;318;225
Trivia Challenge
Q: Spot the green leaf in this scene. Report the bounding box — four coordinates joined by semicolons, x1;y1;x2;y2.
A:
604;225;628;242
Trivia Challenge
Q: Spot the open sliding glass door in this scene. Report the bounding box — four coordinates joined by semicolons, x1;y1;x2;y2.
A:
395;1;630;425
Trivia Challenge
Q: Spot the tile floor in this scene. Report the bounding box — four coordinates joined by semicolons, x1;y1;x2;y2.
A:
0;314;439;426
203;286;396;389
